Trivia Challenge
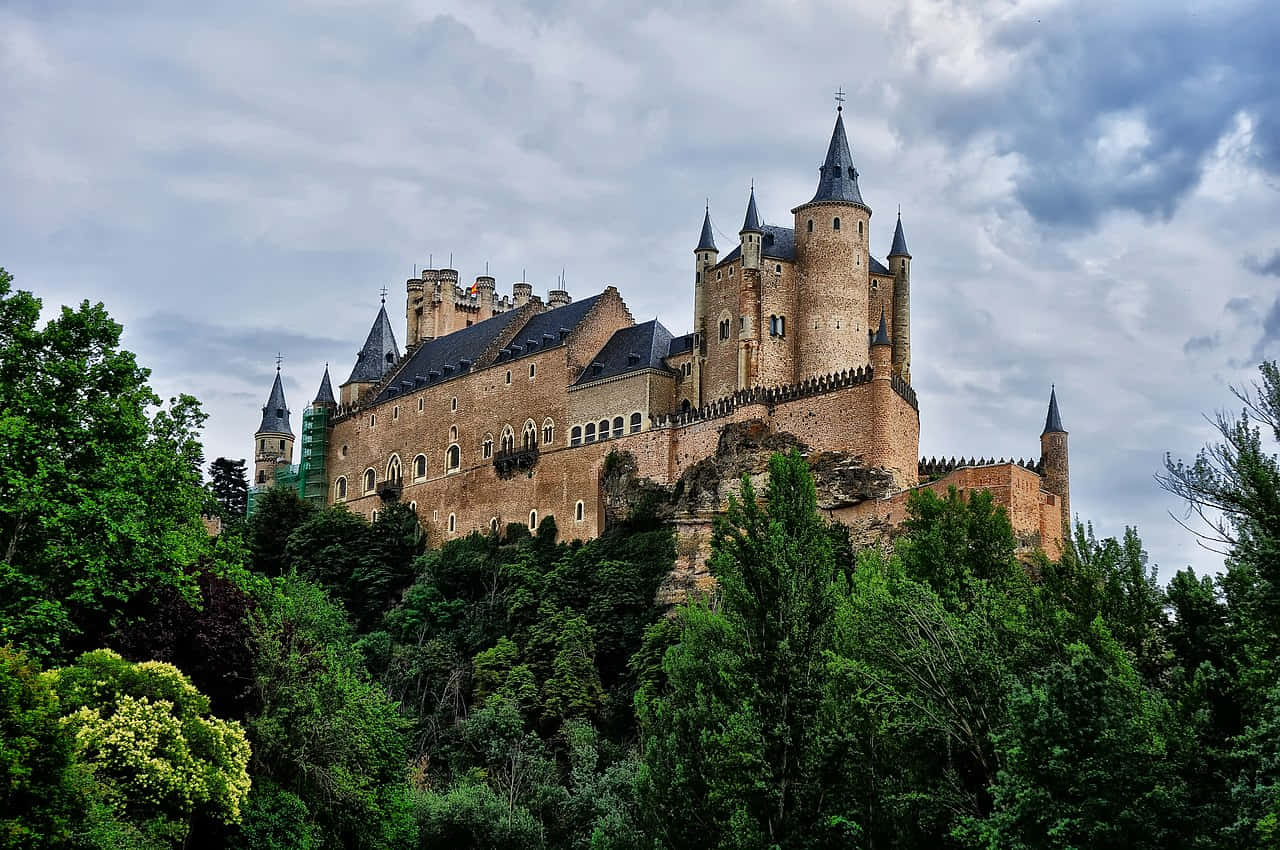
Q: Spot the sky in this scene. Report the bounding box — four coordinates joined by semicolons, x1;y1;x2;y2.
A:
3;0;1279;581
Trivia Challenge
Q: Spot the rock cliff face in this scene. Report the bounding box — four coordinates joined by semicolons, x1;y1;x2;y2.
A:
601;418;900;605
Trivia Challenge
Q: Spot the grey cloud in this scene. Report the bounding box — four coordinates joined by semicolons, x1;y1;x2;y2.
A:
1251;296;1280;361
1243;251;1280;277
1184;334;1219;355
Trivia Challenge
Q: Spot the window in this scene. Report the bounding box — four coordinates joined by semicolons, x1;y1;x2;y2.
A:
259;439;264;451
769;315;786;337
575;500;584;522
728;266;734;277
363;468;376;494
529;510;538;530
523;420;537;449
371;509;378;522
858;220;863;236
393;405;399;420
719;318;730;341
418;397;424;412
871;279;879;291
739;316;745;330
570;425;582;446
370;414;376;427
335;476;347;500
778;316;785;337
279;439;285;450
501;426;515;453
451;397;458;412
447;445;460;471
598;419;610;441
542;418;554;445
257;470;266;484
448;513;456;533
683;362;692;377
585;422;596;443
490;517;499;532
833;216;841;230
341;444;348;457
630;412;642;433
775;264;782;273
414;454;427;480
449;425;458;442
483;434;494;459
807;219;814;233
612;416;623;438
505;370;511;385
386;454;401;483
529;363;536;379
409;501;416;513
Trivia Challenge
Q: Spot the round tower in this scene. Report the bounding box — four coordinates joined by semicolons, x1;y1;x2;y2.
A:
406;273;425;347
793;107;872;382
740;186;763;270
512;280;533;306
548;288;571;308
473;275;496;313
1040;386;1070;528
694;205;718;351
888;211;912;381
253;366;294;488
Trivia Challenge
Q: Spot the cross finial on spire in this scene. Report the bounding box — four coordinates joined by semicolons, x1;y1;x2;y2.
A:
275;352;283;371
834;86;846;112
379;285;388;304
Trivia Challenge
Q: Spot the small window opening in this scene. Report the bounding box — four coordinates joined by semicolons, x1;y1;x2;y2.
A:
833;216;841;230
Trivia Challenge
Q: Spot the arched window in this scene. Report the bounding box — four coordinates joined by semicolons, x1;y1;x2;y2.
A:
335;476;347;500
833;216;841;230
612;416;623;438
501;426;515;453
363;468;376;494
597;419;610;441
451;396;458;412
418;397;424;412
522;420;537;450
630;412;642;433
542;418;554;445
719;318;730;341
505;370;512;385
392;405;399;420
681;399;691;414
259;439;265;451
575;500;584;522
585;422;596;443
871;278;879;291
369;414;376;427
529;363;536;379
448;513;456;533
257;470;266;484
570;425;582;446
775;264;782;274
807;219;814;233
529;510;538;530
482;434;494;459
371;509;378;522
778;316;785;337
490;517;499;532
446;445;460;471
408;501;416;512
413;454;427;480
858;220;863;236
449;425;458;442
386;454;402;483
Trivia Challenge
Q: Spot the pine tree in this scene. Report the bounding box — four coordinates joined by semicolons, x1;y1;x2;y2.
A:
208;457;249;520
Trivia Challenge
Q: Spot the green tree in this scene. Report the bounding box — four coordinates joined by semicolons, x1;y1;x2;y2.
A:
208;458;250;523
246;485;315;578
45;649;251;846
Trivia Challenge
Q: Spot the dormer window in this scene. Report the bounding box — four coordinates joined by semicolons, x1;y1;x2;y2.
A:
627;353;640;366
592;362;604;376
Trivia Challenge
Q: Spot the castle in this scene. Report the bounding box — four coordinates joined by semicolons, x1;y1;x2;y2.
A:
251;107;1070;562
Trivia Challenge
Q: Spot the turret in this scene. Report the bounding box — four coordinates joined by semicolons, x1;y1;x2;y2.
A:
888;211;912;381
513;280;533;307
473;275;496;313
548;288;571;308
253;366;294;488
870;308;892;371
694;205;718;352
739;187;763;270
406;273;426;347
793;107;873;382
1039;386;1070;527
312;365;336;410
339;300;401;406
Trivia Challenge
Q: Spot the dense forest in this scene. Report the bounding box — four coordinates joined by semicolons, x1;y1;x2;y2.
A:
3;265;1280;848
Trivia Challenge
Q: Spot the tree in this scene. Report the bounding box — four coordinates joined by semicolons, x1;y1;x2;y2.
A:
245;485;315;577
45;649;251;847
208;458;249;522
0;268;214;661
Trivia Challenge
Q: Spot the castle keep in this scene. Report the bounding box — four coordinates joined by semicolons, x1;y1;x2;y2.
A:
252;109;1071;561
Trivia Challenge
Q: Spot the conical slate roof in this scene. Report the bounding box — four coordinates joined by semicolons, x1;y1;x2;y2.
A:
872;308;891;346
741;187;762;233
696;207;717;252
1043;386;1066;434
256;369;293;436
313;365;336;406
889;211;911;258
345;304;400;385
807;110;867;207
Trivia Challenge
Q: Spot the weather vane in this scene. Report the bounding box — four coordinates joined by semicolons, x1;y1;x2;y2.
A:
834;87;845;111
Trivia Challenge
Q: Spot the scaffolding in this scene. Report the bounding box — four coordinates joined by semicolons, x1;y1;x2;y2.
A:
298;406;329;505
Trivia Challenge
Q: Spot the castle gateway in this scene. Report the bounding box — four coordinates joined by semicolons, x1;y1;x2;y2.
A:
252;108;1069;561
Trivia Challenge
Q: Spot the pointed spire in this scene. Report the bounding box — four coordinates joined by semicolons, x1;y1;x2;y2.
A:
256;367;293;436
872;308;891;346
696;204;717;252
1043;385;1065;434
889;209;911;258
345;304;401;385
741;185;762;233
312;364;336;406
808;110;867;207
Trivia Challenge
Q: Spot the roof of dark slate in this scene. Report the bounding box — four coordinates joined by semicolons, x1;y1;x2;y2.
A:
374;308;526;404
1043;386;1065;433
257;369;293;435
869;255;890;275
889;213;911;257
312;366;336;405
717;224;797;266
345;305;401;384
574;319;676;386
696;207;717;252
872;309;891;346
498;294;605;363
741;188;762;232
668;332;695;355
806;111;867;207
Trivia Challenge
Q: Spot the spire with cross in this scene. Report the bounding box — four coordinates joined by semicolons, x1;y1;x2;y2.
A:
275;352;283;371
834;86;845;112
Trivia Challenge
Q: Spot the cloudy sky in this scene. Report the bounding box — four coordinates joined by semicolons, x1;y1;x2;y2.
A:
4;0;1278;579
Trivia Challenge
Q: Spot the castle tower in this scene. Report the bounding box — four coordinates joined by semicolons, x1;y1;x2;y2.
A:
406;273;425;347
339;300;400;406
740;187;763;270
793;107;873;382
888;211;912;381
548;287;572;308
473;275;496;314
1039;386;1070;526
693;205;718;343
312;365;336;410
513;280;533;307
253;366;294;488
